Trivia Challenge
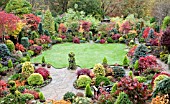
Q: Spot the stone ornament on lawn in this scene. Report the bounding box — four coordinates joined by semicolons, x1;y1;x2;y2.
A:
68;52;77;70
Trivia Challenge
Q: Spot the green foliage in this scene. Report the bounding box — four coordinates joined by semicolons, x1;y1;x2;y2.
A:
6;40;15;52
85;84;93;98
69;0;102;18
102;57;108;65
119;37;125;43
63;92;75;103
26;54;30;61
162;16;170;30
77;75;92;88
128;71;133;78
22;62;34;78
153;77;170;97
114;92;132;104
39;92;45;101
111;83;118;95
107;37;114;43
21;37;29;48
95;76;110;86
73;97;91;104
20;93;34;102
153;75;169;87
132;44;148;64
112;66;125;78
56;38;62;43
27;73;44;86
168;54;170;64
8;59;13;68
93;63;105;76
134;76;147;83
27;50;34;57
5;0;32;16
44;10;55;35
0;67;8;73
0;44;10;58
42;56;45;63
123;55;129;66
0;63;2;69
134;60;139;70
30;31;39;40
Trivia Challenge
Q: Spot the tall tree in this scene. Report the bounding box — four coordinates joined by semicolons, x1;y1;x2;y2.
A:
0;11;20;42
43;10;55;35
5;0;32;16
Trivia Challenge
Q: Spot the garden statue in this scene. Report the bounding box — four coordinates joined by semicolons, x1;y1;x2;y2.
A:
68;52;77;70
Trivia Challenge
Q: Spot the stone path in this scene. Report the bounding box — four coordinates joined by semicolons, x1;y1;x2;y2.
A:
40;67;84;100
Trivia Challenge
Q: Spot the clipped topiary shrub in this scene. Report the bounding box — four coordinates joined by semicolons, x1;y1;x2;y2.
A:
63;92;75;103
93;63;105;77
112;66;125;78
76;75;92;88
111;83;118;95
123;55;129;67
85;84;93;98
21;37;29;48
74;97;91;104
0;44;10;58
5;40;15;52
27;73;44;86
132;44;148;64
39;92;45;101
8;59;13;68
35;67;50;80
95;76;110;87
114;92;132;104
22;62;34;78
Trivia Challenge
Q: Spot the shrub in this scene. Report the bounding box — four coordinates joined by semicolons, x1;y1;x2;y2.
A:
151;94;169;104
8;59;13;68
134;76;147;83
40;35;51;44
0;80;8;97
73;37;80;44
127;45;137;57
20;93;34;102
95;76;110;87
93;63;105;76
161;27;170;51
76;69;91;78
111;83;118;95
138;55;159;72
132;44;148;64
112;34;121;40
42;56;45;63
77;75;92;88
151;72;170;88
6;40;15;52
102;57;108;66
22;62;34;78
35;68;50;80
119;37;125;43
26;54;30;61
100;39;105;44
63;92;75;103
85;84;93;98
15;43;25;52
21;37;29;48
39;92;45;101
152;77;170;97
23;89;39;99
73;97;91;104
0;44;10;58
114;92;132;104
56;38;62;43
112;66;125;78
27;73;44;86
134;60;139;70
162;16;170;30
107;37;113;43
123;55;129;66
115;76;149;103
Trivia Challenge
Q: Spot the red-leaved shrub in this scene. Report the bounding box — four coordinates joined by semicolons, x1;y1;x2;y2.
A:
0;80;8;97
29;40;34;45
127;45;137;57
100;39;105;44
58;23;67;33
73;37;80;44
60;35;66;40
115;76;150;103
15;43;25;52
35;67;50;80
111;34;121;40
40;35;51;44
23;89;39;99
143;27;151;39
76;69;91;78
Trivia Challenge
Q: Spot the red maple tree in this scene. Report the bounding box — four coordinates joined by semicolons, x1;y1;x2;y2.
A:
0;11;20;42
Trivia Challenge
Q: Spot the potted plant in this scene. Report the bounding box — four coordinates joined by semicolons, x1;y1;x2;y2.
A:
41;56;46;67
47;63;51;68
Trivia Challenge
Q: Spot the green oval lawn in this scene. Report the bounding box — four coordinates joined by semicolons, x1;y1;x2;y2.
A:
31;43;127;68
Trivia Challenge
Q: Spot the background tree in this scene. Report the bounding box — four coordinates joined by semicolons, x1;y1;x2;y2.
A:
43;10;55;35
0;11;20;42
68;0;103;18
5;0;32;16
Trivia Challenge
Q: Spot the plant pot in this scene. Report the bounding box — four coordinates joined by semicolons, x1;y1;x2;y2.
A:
41;63;46;67
34;63;39;66
47;64;51;68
